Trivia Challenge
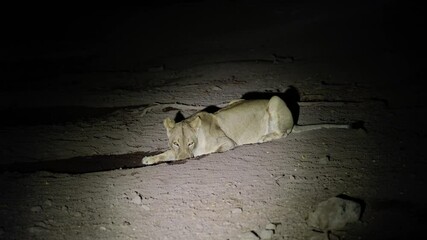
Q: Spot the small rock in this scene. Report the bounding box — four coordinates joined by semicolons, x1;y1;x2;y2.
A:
265;223;276;231
44;199;52;207
319;155;331;164
130;191;142;205
72;211;82;217
30;206;43;213
239;231;260;240
131;195;142;205
259;229;274;239
212;85;222;91
231;207;243;215
141;204;150;211
62;205;69;212
99;226;107;231
307;196;362;232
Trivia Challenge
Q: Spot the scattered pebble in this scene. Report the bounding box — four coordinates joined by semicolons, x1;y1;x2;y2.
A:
319;155;331;164
265;223;276;231
212;86;222;91
44;199;52;207
131;195;142;205
141;204;150;211
129;191;143;205
231;207;243;215
239;231;260;240
259;229;274;239
99;226;107;231
62;205;69;212
30;206;43;213
72;211;82;217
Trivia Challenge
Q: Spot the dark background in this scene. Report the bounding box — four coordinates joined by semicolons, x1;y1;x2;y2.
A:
1;1;425;86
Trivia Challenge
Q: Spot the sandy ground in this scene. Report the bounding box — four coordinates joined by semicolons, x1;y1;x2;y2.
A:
1;1;426;240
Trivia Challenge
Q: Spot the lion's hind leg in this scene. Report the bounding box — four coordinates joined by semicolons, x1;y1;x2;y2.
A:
215;136;236;153
262;96;294;142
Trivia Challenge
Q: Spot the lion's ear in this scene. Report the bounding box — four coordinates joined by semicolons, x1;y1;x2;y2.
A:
189;116;201;130
164;118;175;131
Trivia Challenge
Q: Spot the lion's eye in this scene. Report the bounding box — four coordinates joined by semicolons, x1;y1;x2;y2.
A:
188;142;194;147
173;142;180;148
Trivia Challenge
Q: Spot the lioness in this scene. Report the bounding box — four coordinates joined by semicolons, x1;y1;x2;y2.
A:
142;96;355;165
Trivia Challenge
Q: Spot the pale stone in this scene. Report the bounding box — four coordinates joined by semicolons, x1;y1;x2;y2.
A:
307;196;361;231
239;231;260;240
259;229;274;239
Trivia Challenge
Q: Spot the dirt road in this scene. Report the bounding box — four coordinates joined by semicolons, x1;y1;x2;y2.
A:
1;2;426;239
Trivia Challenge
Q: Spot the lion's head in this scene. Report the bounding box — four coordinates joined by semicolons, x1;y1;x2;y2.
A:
163;116;201;160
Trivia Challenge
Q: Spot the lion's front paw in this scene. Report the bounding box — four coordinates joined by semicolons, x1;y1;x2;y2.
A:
142;156;157;165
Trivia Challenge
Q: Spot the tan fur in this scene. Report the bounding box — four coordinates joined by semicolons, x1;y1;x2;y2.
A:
142;96;294;165
142;96;354;165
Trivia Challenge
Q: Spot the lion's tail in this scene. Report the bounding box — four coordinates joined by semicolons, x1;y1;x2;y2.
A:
291;121;365;133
